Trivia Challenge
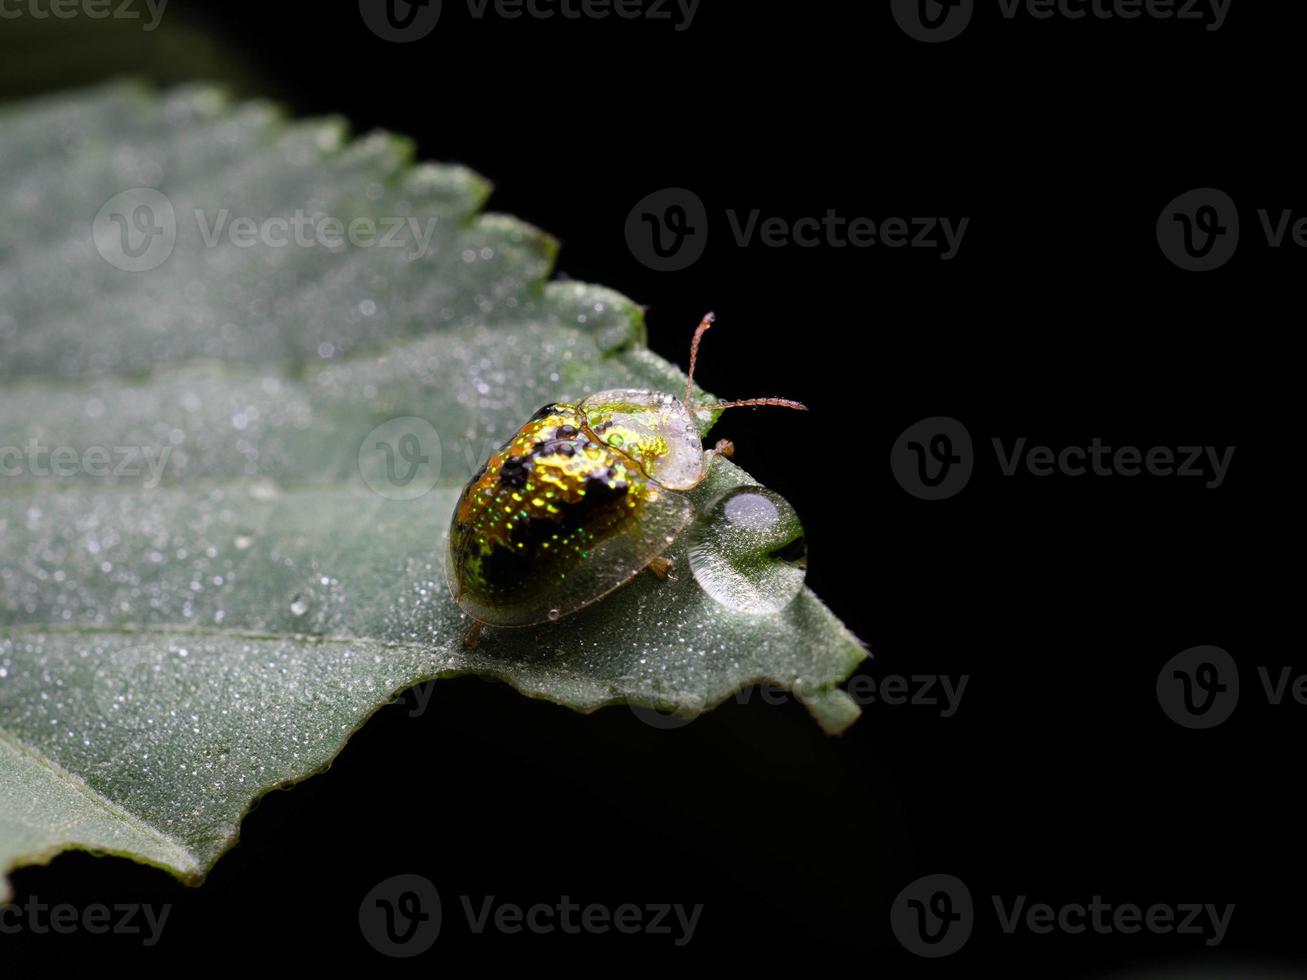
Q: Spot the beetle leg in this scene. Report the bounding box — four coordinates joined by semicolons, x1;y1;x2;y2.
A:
647;556;675;580
463;619;484;649
703;438;735;470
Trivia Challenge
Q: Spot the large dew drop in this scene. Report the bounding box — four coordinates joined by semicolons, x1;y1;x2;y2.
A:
687;486;807;614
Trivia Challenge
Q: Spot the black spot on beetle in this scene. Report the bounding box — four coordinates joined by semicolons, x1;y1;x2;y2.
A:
478;475;638;598
556;424;578;439
532;439;575;458
557;476;628;530
500;455;530;489
481;544;535;591
516;514;557;550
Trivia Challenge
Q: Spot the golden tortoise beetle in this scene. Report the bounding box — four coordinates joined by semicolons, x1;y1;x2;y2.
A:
445;313;806;635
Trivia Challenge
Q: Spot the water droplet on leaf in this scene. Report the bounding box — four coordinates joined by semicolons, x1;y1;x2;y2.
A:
687;487;806;614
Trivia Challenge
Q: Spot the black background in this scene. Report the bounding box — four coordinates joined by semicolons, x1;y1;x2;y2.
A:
1;0;1296;974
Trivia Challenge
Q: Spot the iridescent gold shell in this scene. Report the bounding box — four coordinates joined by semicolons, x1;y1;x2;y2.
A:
446;392;705;627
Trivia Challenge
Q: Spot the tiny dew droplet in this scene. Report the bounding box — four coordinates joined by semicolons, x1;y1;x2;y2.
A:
290;597;308;617
547;608;561;621
248;479;280;501
234;530;256;551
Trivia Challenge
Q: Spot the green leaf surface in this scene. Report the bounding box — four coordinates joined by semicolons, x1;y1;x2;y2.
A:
0;83;866;901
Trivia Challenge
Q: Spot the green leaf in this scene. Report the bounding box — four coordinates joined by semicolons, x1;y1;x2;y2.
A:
0;83;866;901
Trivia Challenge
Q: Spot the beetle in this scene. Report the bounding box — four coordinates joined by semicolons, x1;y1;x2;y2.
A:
445;313;806;635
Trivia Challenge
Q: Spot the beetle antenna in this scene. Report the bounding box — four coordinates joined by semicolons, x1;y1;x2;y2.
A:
684;311;716;406
709;397;809;412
